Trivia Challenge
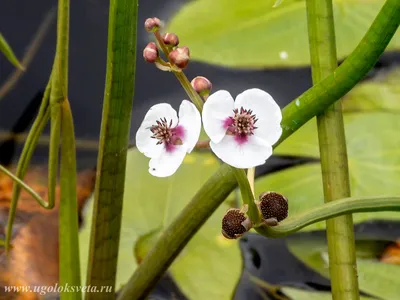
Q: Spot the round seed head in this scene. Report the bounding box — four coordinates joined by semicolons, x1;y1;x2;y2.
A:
221;208;248;239
259;192;288;222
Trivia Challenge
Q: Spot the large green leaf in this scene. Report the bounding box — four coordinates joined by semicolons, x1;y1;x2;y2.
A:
166;0;400;68
342;68;400;113
0;33;24;70
287;235;400;299
80;149;241;299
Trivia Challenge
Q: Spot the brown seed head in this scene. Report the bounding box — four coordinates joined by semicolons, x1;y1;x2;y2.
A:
222;208;249;239
143;42;159;63
259;192;288;222
163;33;179;47
168;46;190;69
144;17;161;32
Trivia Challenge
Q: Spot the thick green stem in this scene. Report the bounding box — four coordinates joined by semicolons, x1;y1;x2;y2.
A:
118;1;399;298
59;100;81;299
306;1;358;299
85;0;138;297
255;196;400;238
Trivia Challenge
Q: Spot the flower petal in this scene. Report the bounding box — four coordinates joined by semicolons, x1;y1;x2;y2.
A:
235;88;282;145
202;90;235;143
148;146;187;177
135;126;163;158
210;135;273;168
178;100;201;153
136;103;178;158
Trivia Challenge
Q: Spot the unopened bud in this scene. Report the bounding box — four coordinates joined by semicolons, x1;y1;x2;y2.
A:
168;46;190;69
163;33;179;47
221;208;252;239
258;192;288;226
143;42;159;63
144;17;161;32
191;76;212;97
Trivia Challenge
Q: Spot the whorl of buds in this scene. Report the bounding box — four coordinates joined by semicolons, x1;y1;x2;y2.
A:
163;33;179;47
168;46;190;69
221;208;252;239
258;192;288;225
144;17;161;32
191;76;212;97
143;42;159;63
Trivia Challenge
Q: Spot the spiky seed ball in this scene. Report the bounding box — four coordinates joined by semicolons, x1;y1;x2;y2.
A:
221;209;247;239
259;192;288;222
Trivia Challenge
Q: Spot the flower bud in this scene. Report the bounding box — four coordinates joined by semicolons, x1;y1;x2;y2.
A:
144;17;161;32
143;42;159;63
168;46;190;69
191;76;212;97
163;33;179;47
221;208;252;239
258;192;288;225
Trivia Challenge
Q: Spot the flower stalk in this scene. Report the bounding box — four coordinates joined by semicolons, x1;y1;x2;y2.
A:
118;1;400;298
305;0;359;298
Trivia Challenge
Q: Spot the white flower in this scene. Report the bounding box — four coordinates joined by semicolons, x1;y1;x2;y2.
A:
202;88;282;169
136;100;201;177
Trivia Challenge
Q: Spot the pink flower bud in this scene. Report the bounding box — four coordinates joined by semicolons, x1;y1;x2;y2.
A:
162;33;179;47
168;46;190;69
143;42;159;63
191;76;212;96
144;17;161;32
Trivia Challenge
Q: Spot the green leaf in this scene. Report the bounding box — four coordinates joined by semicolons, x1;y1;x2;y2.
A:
282;287;372;300
166;0;400;68
0;33;24;70
80;149;241;299
342;68;400;113
287;234;400;299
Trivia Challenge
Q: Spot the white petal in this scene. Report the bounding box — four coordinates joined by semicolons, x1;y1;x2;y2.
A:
140;103;178;128
178;100;201;153
202;90;235;144
136;103;178;158
235;88;282;145
149;146;187;177
210;135;273;169
135;126;163;158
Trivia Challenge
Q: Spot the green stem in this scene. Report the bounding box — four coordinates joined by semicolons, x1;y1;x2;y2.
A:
85;0;138;297
59;100;81;299
5;78;51;253
153;31;204;111
305;1;359;298
255;196;400;238
0;33;25;70
0;165;46;203
231;167;260;224
118;1;400;298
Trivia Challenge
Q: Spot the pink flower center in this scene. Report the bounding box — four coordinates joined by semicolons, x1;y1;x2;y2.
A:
224;107;258;144
150;118;184;152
